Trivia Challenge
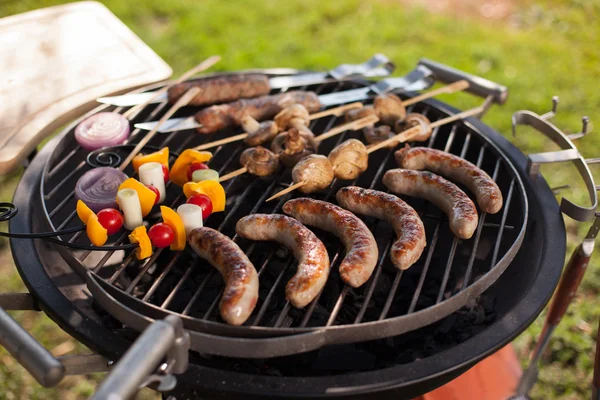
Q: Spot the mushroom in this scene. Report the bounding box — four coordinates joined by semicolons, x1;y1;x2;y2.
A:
344;106;377;123
373;93;406;126
394;113;432;142
240;146;280;177
241;114;280;146
292;154;334;194
328;139;369;180
274;104;313;135
362;125;396;149
271;128;319;168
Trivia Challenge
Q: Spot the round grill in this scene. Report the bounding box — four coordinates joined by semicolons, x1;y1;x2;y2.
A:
37;72;527;358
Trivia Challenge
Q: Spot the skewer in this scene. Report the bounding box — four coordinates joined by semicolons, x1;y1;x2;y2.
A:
217;115;377;183
193;102;364;151
121;56;221;120
118;87;201;171
266;101;486;202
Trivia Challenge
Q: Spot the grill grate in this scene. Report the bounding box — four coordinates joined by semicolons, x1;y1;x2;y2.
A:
39;74;526;345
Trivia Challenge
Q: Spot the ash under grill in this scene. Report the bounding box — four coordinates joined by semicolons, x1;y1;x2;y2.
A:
39;75;526;358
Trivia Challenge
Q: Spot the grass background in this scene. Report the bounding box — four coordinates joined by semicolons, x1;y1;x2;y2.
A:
0;0;599;398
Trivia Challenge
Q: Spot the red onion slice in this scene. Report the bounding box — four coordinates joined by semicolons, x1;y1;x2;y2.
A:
75;167;128;212
75;112;130;151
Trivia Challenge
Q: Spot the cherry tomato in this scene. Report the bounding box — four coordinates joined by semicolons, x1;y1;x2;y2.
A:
97;208;124;235
187;194;213;220
162;164;170;184
148;223;175;248
187;163;209;181
146;185;160;205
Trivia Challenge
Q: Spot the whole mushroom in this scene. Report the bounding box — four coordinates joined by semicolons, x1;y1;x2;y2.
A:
274;104;313;135
394;113;432;142
344;106;377;122
362;125;396;149
374;93;406;126
292;154;334;193
328;139;369;180
241;114;280;146
271;128;319;168
240;146;280;177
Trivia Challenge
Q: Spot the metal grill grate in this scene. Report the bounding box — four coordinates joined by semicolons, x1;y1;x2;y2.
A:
38;73;527;351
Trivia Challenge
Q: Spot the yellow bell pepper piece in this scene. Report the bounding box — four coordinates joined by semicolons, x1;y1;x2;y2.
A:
128;226;153;260
132;147;170;174
160;206;186;251
183;180;226;212
170;149;212;186
86;215;108;246
118;178;156;217
76;200;95;224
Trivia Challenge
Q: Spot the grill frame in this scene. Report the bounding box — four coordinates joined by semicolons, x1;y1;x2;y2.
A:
9;94;565;398
33;72;529;358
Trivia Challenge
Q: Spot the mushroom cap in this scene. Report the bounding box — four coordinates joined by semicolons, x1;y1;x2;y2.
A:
328;139;369;180
344;106;377;123
240;146;280;177
271;128;319;168
374;94;406;126
362;125;396;149
394;113;432;142
292;154;334;193
244;120;280;146
275;104;310;130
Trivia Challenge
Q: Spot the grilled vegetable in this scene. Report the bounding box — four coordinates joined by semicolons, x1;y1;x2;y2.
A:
132;147;169;174
160;206;186;251
96;208;124;235
148;223;175;249
118;178;157;217
177;204;204;235
75;112;130;151
76;200;95;224
138;162;167;203
86;215;108;246
183;180;226;212
192;169;219;182
116;188;143;231
129;226;153;260
170;149;213;186
75;167;128;212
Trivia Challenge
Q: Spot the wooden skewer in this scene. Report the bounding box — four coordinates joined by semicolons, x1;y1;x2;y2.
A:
122;55;221;120
193;102;364;151
219;167;248;182
401;79;469;107
119;87;201;171
266;181;307;202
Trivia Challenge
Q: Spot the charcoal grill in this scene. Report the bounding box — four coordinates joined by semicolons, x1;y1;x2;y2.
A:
3;60;593;399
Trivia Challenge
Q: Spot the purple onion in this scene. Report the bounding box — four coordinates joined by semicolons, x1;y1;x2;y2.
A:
75;112;130;151
75;167;128;212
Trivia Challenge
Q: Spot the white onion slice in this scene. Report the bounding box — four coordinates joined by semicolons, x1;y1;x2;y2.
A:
139;162;166;203
177;204;204;235
192;169;219;182
116;188;143;230
75;112;130;151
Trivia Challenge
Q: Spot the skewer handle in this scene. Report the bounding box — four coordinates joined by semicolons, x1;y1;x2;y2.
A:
122;56;221;119
315;115;379;142
195;133;249;151
309;102;363;120
401;80;469;107
266;181;307;202
119;87;201;171
219;167;248;182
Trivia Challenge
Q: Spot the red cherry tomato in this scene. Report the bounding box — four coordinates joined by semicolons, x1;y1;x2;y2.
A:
148;223;175;248
187;194;213;220
162;164;170;184
97;208;124;235
146;185;160;205
187;163;209;181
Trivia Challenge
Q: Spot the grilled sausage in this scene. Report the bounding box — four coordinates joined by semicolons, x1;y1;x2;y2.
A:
395;146;503;214
283;198;378;287
195;91;321;134
188;227;259;326
383;169;479;239
236;214;330;308
167;74;271;106
336;187;426;271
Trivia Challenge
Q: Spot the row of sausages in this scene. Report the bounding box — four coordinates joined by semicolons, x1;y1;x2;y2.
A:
187;146;503;325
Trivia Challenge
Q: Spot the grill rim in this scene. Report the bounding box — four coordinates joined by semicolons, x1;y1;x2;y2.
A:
34;75;528;355
9;98;566;398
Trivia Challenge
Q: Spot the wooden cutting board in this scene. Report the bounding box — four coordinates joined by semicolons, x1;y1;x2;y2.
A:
0;1;172;175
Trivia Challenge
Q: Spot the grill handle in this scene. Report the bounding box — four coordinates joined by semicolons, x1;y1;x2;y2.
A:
0;306;65;387
418;58;508;105
91;315;189;400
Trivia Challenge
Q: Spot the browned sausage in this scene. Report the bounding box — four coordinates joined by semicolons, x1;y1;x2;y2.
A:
336;186;426;271
383;169;479;239
194;91;321;134
283;198;378;287
167;74;271;106
188;227;259;326
395;146;503;214
235;214;330;308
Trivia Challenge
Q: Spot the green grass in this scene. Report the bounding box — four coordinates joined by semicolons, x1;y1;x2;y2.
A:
1;0;599;398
